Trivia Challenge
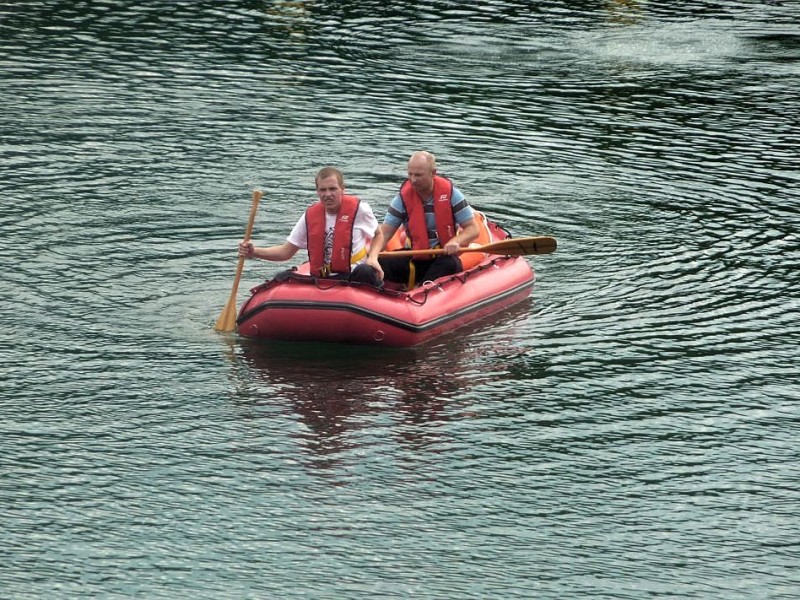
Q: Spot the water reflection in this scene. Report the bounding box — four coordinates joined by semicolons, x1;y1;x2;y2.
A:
236;341;460;462
230;301;541;466
605;0;642;25
263;0;311;41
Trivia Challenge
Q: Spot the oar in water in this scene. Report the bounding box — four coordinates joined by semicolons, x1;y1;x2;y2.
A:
214;190;263;333
378;236;557;259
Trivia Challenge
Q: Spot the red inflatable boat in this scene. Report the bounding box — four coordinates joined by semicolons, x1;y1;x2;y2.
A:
236;217;554;347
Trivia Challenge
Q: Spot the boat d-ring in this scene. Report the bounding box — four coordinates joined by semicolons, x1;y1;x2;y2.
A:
373;330;385;342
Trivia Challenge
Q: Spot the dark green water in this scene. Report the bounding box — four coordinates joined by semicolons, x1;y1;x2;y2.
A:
2;1;798;598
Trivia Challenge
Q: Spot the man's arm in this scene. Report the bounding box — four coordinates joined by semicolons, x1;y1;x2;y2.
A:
239;240;300;261
364;223;398;280
443;217;479;255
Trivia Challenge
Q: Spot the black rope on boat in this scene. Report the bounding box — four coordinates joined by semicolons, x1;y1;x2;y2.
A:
406;289;430;306
312;277;347;291
498;223;513;238
403;256;510;306
258;269;405;296
244;256;511;314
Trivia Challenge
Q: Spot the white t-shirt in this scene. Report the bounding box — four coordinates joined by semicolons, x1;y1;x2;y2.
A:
287;201;378;267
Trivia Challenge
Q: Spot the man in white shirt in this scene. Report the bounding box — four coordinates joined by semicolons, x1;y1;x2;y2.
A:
238;166;381;286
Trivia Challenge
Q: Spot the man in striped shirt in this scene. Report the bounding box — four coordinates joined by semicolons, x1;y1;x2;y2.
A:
366;151;480;289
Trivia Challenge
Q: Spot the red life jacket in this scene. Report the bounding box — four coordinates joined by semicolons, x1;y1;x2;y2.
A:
398;175;456;251
306;194;360;276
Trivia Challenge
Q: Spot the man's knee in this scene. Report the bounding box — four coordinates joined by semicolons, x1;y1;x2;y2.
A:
350;264;382;287
424;256;462;281
378;255;410;284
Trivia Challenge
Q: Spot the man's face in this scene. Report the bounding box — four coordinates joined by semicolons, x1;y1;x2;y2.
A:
407;157;434;197
316;174;344;213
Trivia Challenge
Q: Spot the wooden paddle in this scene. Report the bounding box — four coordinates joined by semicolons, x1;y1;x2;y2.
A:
378;236;557;258
214;189;263;332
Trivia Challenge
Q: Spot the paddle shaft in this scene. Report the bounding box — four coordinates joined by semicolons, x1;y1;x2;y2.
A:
214;190;263;332
378;236;557;259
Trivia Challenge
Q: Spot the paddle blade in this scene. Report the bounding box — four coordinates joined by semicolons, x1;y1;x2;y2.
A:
480;236;557;256
214;295;239;333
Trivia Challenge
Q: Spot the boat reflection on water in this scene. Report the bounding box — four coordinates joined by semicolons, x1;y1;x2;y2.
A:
232;300;541;466
605;0;642;24
236;339;468;463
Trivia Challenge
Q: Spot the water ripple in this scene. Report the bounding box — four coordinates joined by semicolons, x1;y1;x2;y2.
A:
2;1;800;598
